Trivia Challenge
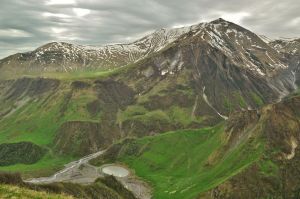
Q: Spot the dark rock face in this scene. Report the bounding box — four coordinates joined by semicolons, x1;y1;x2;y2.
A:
54;80;136;156
94;79;136;110
4;77;60;100
71;81;91;89
0;142;47;166
54;121;115;156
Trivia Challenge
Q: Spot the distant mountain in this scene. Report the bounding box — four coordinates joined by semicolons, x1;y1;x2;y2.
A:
0;18;297;81
0;26;193;78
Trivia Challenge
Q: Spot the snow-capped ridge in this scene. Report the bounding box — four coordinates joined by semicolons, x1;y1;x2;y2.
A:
0;18;293;77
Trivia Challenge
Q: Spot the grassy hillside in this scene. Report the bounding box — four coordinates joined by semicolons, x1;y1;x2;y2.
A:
0;184;73;199
202;94;300;198
0;172;137;199
92;94;300;199
20;67;126;81
92;123;264;199
0;79;100;176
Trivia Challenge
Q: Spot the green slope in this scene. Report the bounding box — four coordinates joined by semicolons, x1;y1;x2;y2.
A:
93;124;264;199
0;184;73;199
0;82;98;176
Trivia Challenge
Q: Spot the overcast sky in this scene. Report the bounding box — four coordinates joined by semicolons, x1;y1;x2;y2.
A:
0;0;299;59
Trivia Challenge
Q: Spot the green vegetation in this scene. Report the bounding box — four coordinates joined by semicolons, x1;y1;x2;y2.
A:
0;88;97;146
0;82;98;176
106;124;264;199
223;92;247;112
0;172;136;199
16;62;139;81
223;96;233;112
117;105;148;123
168;106;204;127
287;88;300;98
118;108;170;124
234;92;247;108
118;105;204;129
0;142;47;166
251;92;264;106
258;158;279;177
0;184;73;199
0;153;74;178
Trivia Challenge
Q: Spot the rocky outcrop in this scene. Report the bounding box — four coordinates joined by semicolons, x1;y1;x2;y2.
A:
3;77;60;101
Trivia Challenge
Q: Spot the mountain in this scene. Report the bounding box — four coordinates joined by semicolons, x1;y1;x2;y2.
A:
0;26;192;79
0;18;298;159
0;18;299;199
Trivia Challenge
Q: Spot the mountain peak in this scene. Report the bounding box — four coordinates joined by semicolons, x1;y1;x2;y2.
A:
210;18;227;24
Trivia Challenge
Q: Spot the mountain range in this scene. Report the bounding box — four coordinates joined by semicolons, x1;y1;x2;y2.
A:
0;18;299;199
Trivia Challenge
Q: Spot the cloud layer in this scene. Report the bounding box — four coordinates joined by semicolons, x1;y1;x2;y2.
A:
0;0;299;58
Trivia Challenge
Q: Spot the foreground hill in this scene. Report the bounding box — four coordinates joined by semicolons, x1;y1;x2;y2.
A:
0;184;73;199
0;172;136;199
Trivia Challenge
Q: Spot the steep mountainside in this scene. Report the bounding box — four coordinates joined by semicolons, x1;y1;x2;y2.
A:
113;18;296;127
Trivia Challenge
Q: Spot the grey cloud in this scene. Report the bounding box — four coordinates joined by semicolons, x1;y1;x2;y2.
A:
0;0;299;58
